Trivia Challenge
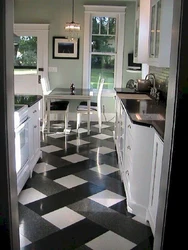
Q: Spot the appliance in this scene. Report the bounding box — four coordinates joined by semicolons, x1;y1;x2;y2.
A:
127;53;142;70
14;104;30;194
126;78;152;92
65;0;81;41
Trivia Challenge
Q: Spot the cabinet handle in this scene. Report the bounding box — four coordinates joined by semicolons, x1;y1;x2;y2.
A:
128;124;131;129
34;125;37;128
151;142;158;206
33;110;37;113
127;146;131;150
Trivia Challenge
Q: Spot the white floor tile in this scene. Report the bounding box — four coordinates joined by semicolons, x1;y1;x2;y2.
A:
92;134;113;140
33;162;56;173
68;139;90;146
42;207;85;229
48;132;65;139
90;164;119;175
88;190;125;207
91;146;115;155
72;128;88;133
92;124;110;129
61;153;89;163
86;231;136;250
18;188;47;205
19;234;31;248
41;145;62;153
54;175;87;188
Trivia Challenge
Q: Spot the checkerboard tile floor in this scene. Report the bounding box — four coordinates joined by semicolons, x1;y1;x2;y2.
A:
18;121;153;250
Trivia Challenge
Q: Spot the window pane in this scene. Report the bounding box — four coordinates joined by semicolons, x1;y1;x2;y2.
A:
92;35;115;52
91;55;114;89
109;18;116;35
101;17;108;34
92;17;100;34
14;36;37;69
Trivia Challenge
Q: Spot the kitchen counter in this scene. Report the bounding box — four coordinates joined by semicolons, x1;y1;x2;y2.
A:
115;87;150;94
15;94;43;107
116;89;166;139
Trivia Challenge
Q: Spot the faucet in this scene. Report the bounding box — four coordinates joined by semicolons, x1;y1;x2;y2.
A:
144;73;157;98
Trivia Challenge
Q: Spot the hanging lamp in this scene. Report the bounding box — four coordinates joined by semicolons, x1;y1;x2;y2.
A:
65;0;81;41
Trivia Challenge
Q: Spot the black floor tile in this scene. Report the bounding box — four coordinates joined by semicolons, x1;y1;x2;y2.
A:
19;121;154;249
21;218;108;250
26;182;105;216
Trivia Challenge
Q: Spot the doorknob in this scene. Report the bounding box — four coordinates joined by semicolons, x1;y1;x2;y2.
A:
38;68;44;72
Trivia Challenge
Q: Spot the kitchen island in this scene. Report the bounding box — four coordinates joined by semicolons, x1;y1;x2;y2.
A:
15;94;43;194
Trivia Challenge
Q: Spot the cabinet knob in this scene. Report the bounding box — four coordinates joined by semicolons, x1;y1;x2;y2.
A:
34;125;37;128
33;110;37;113
127;146;131;150
128;124;131;129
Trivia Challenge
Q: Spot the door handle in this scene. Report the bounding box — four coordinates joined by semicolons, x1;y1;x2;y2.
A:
38;75;41;84
38;68;44;72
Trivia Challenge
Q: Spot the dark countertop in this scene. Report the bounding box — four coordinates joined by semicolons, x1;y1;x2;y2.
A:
115;88;166;140
15;95;43;107
115;87;150;94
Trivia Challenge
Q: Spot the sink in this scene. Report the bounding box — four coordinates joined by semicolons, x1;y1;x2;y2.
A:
117;93;152;100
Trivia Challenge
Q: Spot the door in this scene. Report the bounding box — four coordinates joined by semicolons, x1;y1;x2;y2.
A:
14;24;49;96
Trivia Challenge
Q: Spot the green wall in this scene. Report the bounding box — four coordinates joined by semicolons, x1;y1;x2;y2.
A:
14;0;141;115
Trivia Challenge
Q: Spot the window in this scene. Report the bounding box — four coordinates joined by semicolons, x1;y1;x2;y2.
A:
83;5;126;91
14;36;37;75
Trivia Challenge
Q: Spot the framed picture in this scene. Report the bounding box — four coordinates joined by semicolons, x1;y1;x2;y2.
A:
52;37;79;59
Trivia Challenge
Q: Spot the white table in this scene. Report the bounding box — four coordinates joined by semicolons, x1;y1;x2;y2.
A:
44;88;92;134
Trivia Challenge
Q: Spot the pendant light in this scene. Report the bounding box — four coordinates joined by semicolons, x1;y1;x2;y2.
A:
65;0;81;41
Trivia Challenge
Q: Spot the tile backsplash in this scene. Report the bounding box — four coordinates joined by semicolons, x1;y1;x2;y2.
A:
149;66;169;102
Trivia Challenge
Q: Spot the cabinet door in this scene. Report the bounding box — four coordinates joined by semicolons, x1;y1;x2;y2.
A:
133;0;150;63
148;0;173;67
147;132;164;234
29;102;40;161
32;106;40;156
115;96;127;175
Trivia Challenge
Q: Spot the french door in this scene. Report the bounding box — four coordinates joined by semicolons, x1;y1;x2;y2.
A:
14;24;49;96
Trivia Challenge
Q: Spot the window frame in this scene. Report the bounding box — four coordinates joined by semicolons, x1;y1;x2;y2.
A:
83;5;126;94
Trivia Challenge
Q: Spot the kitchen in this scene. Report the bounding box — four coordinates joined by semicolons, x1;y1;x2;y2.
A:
0;0;187;249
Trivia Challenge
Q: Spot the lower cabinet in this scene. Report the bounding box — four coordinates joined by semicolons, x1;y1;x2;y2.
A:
146;132;164;235
114;95;127;178
123;114;154;220
28;101;42;176
114;95;155;221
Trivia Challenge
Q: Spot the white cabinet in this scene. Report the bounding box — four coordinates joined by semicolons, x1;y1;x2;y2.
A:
123;115;155;219
146;132;164;235
133;0;150;63
114;95;127;177
148;0;173;67
28;101;42;175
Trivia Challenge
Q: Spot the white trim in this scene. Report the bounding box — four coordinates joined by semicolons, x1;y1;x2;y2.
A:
84;5;126;13
83;6;126;90
14;23;49;32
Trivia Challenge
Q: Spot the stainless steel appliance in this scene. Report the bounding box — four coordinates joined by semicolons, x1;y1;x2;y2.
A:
14;104;30;194
133;79;152;92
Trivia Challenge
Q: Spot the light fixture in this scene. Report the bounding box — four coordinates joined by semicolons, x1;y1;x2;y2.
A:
65;0;81;41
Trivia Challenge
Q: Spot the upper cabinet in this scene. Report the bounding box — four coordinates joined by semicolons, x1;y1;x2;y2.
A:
148;0;174;67
133;0;150;63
